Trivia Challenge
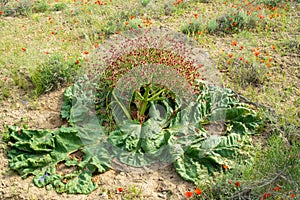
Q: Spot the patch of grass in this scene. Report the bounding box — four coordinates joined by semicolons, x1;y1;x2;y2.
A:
181;18;204;35
52;2;67;12
1;0;49;17
30;54;81;96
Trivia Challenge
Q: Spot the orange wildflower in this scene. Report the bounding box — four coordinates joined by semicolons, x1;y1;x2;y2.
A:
117;187;123;192
262;193;272;199
272;186;281;191
197;31;202;35
83;51;89;55
130;15;135;20
185;191;193;198
228;54;233;58
290;193;295;198
223;165;229;169
22;47;26;51
232;41;238;46
254;51;260;57
193;13;198;18
239;57;243;61
235;182;241;187
195;188;202;195
272;45;276;50
266;62;271;67
240;45;244;50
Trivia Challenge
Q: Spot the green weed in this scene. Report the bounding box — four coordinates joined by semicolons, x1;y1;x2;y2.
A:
30;54;80;96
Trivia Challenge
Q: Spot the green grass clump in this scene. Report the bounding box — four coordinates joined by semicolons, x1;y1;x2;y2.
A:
181;18;204;35
1;0;49;17
30;54;80;96
52;2;67;12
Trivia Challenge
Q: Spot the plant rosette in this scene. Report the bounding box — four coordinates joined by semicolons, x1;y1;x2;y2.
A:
5;28;262;194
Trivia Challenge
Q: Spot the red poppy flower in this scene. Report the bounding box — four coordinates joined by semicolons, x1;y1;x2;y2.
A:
254;51;260;56
75;60;80;64
272;186;281;191
83;51;89;55
195;188;202;195
185;191;193;198
262;193;272;199
194;13;198;18
232;41;238;46
290;193;295;198
235;182;241;187
22;47;26;51
130;15;135;20
118;187;123;192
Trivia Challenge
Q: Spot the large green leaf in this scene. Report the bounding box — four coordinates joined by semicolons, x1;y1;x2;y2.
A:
5;126;111;194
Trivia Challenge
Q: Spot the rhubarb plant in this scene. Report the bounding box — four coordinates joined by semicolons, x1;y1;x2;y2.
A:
4;29;263;194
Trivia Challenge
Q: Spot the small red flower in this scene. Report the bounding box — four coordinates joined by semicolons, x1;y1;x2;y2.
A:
228;54;233;58
195;188;202;195
232;41;238;46
254;51;260;57
185;191;193;198
261;193;272;199
0;11;3;15
22;47;26;51
223;165;229;169
272;186;281;191
130;15;135;20
235;182;241;187
117;187;123;193
193;13;198;18
83;51;89;55
75;60;80;64
290;193;295;198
